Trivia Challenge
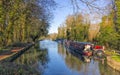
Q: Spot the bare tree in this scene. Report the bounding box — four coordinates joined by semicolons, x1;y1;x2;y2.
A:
70;0;112;15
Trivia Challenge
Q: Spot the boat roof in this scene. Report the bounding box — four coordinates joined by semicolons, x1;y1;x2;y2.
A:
76;42;92;44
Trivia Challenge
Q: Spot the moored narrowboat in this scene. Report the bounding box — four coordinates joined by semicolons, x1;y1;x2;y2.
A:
64;40;93;62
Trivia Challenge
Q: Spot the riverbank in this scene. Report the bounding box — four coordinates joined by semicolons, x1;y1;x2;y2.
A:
105;50;120;72
0;43;34;61
0;42;40;75
107;56;120;71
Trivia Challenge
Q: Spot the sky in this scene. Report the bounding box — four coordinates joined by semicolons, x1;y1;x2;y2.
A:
48;0;110;34
49;0;73;34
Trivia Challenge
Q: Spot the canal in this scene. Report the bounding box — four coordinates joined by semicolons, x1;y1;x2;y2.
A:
14;40;120;75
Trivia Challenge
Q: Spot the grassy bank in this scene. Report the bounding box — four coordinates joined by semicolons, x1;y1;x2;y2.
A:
112;55;120;62
105;50;117;55
105;50;120;71
105;50;120;62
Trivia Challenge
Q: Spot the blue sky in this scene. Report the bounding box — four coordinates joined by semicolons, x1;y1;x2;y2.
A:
49;0;73;34
48;0;110;34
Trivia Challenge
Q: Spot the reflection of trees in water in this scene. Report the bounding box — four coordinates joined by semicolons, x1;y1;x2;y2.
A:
58;44;82;72
58;44;120;75
15;43;49;66
65;53;82;72
58;44;67;58
99;59;120;75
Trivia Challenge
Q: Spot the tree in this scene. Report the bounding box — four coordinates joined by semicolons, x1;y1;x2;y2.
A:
114;0;120;50
95;13;119;49
70;0;120;50
58;13;90;42
0;0;56;48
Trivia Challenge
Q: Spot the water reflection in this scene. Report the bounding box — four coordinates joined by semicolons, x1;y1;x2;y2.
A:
14;40;120;75
58;44;100;75
58;44;82;72
58;44;120;75
15;43;49;73
99;60;120;75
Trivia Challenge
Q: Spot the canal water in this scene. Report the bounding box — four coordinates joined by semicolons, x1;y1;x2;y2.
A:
14;40;120;75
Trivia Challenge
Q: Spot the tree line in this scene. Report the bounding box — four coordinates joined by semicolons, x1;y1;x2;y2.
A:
57;0;120;51
0;0;55;48
57;13;90;42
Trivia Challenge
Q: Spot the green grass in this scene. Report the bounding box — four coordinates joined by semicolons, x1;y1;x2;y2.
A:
112;55;120;62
